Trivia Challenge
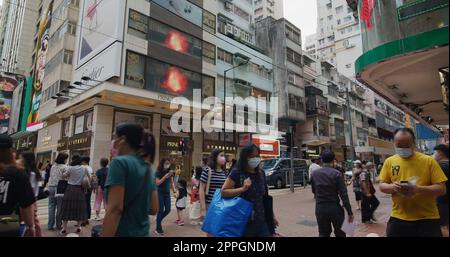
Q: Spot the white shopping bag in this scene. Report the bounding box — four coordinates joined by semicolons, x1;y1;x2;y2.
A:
189;201;201;220
341;214;355;237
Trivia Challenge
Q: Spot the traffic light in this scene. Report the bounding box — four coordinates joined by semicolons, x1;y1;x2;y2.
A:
281;132;292;152
178;139;185;153
179;137;190;155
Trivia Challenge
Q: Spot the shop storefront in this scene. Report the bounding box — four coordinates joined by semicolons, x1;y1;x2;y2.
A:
57;132;92;160
12;132;37;154
159;116;191;180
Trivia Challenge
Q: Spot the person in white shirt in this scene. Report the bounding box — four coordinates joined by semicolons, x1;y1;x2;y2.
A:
81;156;94;226
309;158;322;181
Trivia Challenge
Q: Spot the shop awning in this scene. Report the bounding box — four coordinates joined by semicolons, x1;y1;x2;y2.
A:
9;131;34;140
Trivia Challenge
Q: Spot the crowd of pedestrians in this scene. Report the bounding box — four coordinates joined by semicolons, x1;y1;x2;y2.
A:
1;125;448;238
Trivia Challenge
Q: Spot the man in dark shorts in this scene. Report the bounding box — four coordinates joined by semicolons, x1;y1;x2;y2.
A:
434;144;449;237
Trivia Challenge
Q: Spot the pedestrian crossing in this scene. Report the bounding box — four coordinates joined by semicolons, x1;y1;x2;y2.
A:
37;189;295;225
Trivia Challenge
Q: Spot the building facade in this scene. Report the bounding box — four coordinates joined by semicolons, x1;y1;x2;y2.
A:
0;0;39;76
34;0;274;176
255;17;305;157
254;0;284;22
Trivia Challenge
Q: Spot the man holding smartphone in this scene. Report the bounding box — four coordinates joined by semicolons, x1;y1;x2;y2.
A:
379;128;447;237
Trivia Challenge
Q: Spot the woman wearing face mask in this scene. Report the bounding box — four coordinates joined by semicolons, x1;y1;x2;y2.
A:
154;157;176;236
199;149;228;221
102;123;158;237
221;143;279;237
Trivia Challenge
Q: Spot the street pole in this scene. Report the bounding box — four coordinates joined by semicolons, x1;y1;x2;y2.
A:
223;70;227;143
346;87;356;161
289;125;295;193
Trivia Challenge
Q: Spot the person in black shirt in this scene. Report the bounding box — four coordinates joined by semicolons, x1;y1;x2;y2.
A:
0;134;36;237
311;150;354;237
434;144;449;237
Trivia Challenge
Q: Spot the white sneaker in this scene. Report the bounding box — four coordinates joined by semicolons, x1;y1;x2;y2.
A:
94;216;101;221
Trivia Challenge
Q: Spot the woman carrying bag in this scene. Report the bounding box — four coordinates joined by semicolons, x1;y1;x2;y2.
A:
221;143;279;237
59;155;88;235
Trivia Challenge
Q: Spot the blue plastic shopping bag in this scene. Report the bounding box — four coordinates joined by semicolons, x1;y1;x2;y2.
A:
201;189;253;237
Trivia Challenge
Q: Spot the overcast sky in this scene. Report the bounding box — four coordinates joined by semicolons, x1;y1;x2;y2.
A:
284;0;318;46
0;0;317;45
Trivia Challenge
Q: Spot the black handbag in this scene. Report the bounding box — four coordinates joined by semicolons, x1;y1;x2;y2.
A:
56;180;68;195
37;186;49;200
263;192;275;235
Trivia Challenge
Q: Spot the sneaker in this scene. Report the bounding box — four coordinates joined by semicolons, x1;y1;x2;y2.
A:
363;220;375;224
174;219;180;224
153;230;164;236
177;221;185;226
94;216;102;221
190;221;198;226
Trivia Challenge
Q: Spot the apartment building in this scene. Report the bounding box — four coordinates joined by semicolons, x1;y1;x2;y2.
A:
254;0;283;22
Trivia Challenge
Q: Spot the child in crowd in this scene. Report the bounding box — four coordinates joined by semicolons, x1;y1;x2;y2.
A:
175;179;188;226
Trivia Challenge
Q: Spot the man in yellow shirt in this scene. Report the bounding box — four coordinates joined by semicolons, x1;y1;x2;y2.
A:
379;128;447;237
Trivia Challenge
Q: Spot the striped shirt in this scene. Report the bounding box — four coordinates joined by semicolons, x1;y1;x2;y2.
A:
200;167;227;204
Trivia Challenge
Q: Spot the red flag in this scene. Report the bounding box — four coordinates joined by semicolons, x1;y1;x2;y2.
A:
360;0;375;30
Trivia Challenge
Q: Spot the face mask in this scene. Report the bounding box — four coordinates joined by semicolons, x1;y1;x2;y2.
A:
217;156;226;166
164;164;171;169
396;148;413;158
110;140;119;158
248;157;261;168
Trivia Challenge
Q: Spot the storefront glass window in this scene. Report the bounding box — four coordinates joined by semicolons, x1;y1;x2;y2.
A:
114;112;152;133
62;118;70;138
74;115;84;135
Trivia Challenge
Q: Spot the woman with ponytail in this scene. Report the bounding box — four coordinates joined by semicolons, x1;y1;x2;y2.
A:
102;123;158;237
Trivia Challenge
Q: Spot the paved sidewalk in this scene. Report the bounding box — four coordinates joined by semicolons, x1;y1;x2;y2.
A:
40;185;392;237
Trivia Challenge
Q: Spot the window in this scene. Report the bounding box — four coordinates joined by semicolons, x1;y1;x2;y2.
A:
62;118;70;138
345;64;352;68
202;76;215;99
125;51;146;89
289;95;304;112
286;48;302;66
149;19;202;59
337;19;341;25
217;48;233;64
335;6;343;14
285;25;301;45
63;50;73;64
128;9;148;39
344;16;352;22
327;15;333;21
203;41;216;65
203;10;216;34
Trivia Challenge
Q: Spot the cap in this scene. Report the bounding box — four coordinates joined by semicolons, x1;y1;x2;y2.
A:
0;134;13;150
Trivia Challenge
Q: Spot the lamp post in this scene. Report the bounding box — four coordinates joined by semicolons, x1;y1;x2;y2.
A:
345;86;356;161
223;60;249;142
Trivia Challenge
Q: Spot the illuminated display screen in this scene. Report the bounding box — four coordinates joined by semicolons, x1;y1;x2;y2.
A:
146;58;201;99
149;19;202;58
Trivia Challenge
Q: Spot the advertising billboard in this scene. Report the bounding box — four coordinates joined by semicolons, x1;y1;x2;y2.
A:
152;0;202;27
73;0;126;83
27;0;54;132
0;72;24;134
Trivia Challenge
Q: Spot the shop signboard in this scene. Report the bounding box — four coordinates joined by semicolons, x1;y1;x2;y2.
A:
0;72;24;134
252;137;280;157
